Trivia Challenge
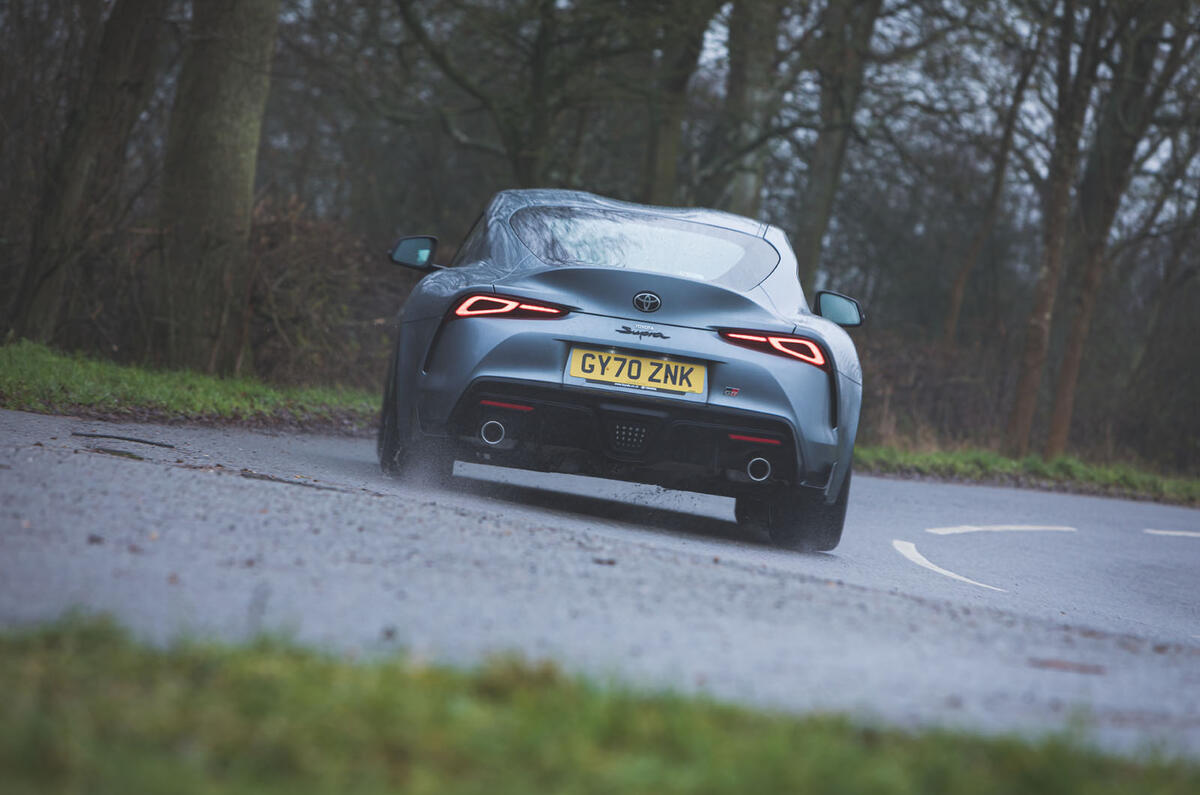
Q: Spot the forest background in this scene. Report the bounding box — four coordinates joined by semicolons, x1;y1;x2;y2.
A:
2;0;1197;474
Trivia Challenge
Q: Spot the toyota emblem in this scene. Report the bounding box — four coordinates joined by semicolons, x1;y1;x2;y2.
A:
632;291;661;313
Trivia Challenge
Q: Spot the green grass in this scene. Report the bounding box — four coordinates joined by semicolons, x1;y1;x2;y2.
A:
2;616;1197;795
0;341;375;425
854;445;1200;506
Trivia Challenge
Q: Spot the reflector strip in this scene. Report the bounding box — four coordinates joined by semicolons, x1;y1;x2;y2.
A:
480;399;534;412
728;433;782;445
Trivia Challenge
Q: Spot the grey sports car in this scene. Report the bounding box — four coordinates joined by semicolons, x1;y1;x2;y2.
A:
380;189;864;551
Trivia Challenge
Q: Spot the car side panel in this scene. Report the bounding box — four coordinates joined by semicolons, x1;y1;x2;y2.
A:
827;371;862;503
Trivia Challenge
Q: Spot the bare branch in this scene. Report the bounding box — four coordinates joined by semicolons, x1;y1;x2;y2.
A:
437;107;507;158
392;0;502;122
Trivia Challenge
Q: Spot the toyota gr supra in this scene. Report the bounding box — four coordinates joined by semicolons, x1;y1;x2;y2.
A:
379;189;864;551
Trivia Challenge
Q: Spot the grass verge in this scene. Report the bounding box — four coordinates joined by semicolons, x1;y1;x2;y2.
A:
0;341;376;431
2;616;1197;795
854;445;1200;506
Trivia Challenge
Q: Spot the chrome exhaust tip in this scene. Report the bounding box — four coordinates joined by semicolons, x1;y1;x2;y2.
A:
480;419;506;446
746;456;772;482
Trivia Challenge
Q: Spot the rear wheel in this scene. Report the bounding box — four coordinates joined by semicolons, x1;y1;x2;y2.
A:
377;368;410;475
378;368;455;482
736;469;852;552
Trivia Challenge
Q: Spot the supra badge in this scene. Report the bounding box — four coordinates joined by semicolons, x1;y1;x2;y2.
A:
616;324;669;340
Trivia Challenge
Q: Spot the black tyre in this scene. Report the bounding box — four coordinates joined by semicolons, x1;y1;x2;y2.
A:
377;365;410;475
736;468;852;552
377;362;455;482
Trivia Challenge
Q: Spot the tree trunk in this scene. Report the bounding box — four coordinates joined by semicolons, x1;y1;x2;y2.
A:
1043;246;1105;458
793;0;882;288
515;0;555;188
1001;0;1105;458
155;0;281;373
722;0;784;217
7;0;166;342
1002;145;1078;457
641;0;720;206
644;91;690;205
1043;7;1185;458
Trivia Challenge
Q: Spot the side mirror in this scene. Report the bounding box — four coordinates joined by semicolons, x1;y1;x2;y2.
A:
814;290;864;327
389;235;439;270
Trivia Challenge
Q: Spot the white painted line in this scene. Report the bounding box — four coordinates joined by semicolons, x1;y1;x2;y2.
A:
892;540;1006;592
926;524;1076;535
1144;529;1200;538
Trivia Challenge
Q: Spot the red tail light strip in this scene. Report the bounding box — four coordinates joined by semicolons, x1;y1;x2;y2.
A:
454;294;567;318
719;329;826;367
728;433;782;446
480;399;534;412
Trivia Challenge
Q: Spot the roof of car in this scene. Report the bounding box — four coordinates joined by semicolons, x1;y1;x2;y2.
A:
487;189;771;239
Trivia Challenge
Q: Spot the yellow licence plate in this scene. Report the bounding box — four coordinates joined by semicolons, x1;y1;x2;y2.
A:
568;348;706;394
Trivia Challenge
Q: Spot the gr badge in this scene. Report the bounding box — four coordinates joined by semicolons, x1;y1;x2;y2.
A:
723;386;740;397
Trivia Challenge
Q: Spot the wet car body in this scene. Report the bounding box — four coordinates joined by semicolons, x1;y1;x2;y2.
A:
380;189;864;550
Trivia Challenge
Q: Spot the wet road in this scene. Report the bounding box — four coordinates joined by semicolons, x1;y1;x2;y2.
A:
2;409;1198;755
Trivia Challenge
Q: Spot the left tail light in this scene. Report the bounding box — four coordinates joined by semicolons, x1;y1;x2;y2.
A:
453;293;568;319
719;329;827;368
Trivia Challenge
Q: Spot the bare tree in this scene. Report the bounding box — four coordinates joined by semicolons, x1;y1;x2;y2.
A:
1116;185;1200;470
638;0;724;204
1121;135;1200;394
1002;0;1116;458
394;0;658;190
720;0;786;217
942;20;1044;347
155;0;282;373
792;0;884;287
6;0;167;342
1045;7;1198;457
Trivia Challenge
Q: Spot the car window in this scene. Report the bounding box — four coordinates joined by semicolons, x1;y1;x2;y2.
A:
509;206;779;291
449;213;488;267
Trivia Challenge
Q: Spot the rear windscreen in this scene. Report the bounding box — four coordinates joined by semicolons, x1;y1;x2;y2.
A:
510;206;779;291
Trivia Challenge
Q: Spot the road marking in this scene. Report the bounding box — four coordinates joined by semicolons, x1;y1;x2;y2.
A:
892;540;1006;592
1144;529;1200;538
925;524;1076;535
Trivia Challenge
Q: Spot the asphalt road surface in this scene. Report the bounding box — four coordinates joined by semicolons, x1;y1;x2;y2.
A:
2;408;1198;755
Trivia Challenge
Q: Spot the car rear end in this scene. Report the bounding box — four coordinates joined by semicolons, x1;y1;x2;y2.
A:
412;267;850;499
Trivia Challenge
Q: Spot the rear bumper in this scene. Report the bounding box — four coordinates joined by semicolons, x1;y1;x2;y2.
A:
419;377;836;496
394;309;859;500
